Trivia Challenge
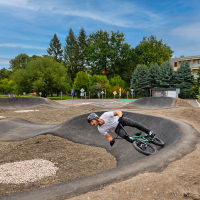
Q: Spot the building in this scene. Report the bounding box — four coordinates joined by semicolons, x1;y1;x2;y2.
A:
170;55;200;80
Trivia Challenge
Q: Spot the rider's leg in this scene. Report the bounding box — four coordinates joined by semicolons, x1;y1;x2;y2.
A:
120;117;152;135
115;125;133;143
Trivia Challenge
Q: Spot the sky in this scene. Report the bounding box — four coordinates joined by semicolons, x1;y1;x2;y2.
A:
0;0;200;69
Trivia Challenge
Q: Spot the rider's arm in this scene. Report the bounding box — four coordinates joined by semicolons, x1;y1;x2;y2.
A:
113;110;123;118
105;133;113;142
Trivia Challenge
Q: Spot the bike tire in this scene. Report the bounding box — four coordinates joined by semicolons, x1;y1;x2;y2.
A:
151;137;165;147
133;140;157;156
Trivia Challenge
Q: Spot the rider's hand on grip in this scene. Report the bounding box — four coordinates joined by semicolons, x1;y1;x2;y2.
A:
110;139;115;147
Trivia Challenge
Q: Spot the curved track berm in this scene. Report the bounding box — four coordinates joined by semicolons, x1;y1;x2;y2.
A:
129;97;177;109
0;111;199;200
84;97;177;110
0;97;67;110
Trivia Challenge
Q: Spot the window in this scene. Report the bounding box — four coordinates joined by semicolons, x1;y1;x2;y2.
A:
174;62;177;67
198;60;200;64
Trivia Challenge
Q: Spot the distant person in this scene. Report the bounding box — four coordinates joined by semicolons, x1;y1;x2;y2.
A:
87;111;154;146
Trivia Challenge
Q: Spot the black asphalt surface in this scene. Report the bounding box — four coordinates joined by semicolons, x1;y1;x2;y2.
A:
0;97;67;109
0;111;199;200
0;97;177;110
130;97;177;109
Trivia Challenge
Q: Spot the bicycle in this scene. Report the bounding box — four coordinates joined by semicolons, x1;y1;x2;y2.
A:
114;123;165;156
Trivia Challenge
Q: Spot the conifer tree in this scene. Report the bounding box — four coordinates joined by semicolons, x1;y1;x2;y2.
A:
78;27;87;72
157;62;174;88
130;65;150;93
148;63;160;88
175;61;194;93
63;28;79;82
47;33;63;62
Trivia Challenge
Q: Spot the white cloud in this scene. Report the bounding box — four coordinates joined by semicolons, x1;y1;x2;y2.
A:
0;0;163;28
0;57;11;66
0;0;40;10
0;43;46;50
170;22;200;42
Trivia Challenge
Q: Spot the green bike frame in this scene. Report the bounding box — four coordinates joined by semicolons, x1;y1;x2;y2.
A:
129;135;151;143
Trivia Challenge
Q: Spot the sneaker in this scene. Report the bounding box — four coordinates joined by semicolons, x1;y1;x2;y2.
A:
148;131;155;138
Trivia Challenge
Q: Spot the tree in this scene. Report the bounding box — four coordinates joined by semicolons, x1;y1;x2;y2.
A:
12;57;70;96
85;30;110;76
89;83;103;98
77;27;87;72
197;67;200;87
110;75;126;88
175;61;194;93
109;31;126;77
27;55;41;63
130;65;150;94
64;28;79;82
0;78;14;93
90;75;110;89
135;35;174;67
47;33;63;62
73;71;91;91
157;62;175;88
0;68;8;80
114;44;138;83
9;53;29;71
148;63;160;88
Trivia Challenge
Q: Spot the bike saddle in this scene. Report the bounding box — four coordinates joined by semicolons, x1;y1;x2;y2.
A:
135;132;142;136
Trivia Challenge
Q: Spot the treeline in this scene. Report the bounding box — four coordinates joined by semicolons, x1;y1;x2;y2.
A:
0;27;199;98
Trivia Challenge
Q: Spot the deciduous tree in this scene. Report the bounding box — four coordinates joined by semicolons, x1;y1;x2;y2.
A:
9;53;29;71
135;35;174;67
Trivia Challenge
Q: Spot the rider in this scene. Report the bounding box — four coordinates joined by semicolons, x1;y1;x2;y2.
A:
87;111;154;147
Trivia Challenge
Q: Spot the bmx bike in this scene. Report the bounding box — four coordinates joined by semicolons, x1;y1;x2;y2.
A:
114;123;165;156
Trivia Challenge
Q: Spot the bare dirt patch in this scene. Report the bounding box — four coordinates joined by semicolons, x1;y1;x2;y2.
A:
176;98;194;108
0;105;103;124
0;106;117;195
0;134;116;196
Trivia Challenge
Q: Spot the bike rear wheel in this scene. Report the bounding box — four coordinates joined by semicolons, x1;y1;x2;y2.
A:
151;137;165;147
133;140;157;156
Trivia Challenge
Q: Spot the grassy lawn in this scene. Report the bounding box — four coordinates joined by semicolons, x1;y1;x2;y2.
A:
47;95;80;100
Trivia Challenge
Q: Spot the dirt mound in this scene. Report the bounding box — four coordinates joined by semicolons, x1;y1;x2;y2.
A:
176;98;194;108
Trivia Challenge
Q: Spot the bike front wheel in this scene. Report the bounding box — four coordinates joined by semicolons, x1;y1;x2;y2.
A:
133;140;157;156
151;137;165;147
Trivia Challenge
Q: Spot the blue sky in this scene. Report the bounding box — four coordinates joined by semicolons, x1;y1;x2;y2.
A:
1;0;200;69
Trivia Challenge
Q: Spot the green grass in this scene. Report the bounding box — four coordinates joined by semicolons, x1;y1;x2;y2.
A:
47;95;80;100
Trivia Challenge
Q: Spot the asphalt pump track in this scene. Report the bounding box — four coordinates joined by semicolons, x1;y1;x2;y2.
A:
0;97;67;110
87;97;177;110
0;111;199;200
0;97;177;110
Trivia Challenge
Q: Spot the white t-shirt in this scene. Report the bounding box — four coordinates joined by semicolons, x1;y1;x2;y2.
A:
98;111;119;136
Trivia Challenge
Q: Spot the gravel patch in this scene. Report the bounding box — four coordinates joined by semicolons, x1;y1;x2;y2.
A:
14;110;39;113
0;159;58;184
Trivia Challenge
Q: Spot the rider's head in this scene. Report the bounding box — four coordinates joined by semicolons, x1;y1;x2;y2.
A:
87;113;99;127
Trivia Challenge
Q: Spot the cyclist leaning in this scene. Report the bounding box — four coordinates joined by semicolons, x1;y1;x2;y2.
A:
87;111;154;147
